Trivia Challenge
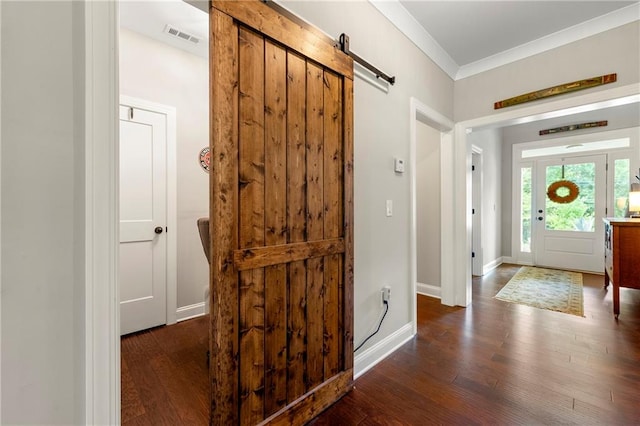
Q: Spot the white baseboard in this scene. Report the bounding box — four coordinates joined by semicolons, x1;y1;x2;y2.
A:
354;322;414;379
483;257;503;275
176;302;205;322
501;256;516;264
416;282;441;299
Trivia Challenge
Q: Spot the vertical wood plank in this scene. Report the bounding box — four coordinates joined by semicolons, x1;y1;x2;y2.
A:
305;62;325;390
209;8;240;425
264;40;288;416
286;51;308;402
323;71;343;378
342;77;355;369
238;26;266;425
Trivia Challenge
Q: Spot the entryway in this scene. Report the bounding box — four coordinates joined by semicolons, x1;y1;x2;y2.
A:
513;128;640;273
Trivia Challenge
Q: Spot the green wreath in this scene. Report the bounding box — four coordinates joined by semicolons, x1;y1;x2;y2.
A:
547;180;579;204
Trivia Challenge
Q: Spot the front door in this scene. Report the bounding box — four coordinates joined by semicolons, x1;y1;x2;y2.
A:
534;154;606;272
209;1;354;424
119;104;167;335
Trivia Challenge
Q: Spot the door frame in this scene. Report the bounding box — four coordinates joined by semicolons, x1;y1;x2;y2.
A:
83;0;640;422
471;146;483;276
119;95;178;328
409;97;454;332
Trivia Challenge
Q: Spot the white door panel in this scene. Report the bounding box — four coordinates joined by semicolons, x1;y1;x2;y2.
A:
119;104;167;335
534;154;606;272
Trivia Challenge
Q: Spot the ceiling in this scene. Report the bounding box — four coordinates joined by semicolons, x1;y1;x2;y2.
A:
399;1;636;68
120;0;639;80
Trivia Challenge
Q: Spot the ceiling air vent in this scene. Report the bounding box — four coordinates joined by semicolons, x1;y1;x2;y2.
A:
164;25;200;45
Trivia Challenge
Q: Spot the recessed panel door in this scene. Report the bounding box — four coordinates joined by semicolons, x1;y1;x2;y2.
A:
119;105;167;335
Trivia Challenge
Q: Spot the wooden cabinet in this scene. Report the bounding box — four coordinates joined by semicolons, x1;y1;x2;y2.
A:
603;218;640;318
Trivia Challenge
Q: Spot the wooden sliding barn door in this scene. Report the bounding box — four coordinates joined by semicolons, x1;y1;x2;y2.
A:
209;1;354;424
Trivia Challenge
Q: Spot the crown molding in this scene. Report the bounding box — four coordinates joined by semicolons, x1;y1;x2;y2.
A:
369;0;640;81
369;0;459;79
456;3;640;80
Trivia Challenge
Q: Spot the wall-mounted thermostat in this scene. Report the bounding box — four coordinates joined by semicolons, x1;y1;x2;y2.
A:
394;158;405;173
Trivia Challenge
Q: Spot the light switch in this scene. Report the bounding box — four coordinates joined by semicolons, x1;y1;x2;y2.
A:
386;200;393;217
394;158;405;173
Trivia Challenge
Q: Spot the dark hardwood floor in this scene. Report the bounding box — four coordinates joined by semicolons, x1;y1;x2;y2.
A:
121;264;640;425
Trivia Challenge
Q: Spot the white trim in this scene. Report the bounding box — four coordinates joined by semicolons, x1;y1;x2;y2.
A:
85;1;120;424
409;97;454;335
483;257;503;275
368;0;458;79
370;0;639;81
453;84;640;309
471;146;483;276
176;302;206;322
457;3;640;80
119;95;178;326
416;283;441;299
354;323;414;379
501;256;517;265
354;62;389;93
0;1;3;418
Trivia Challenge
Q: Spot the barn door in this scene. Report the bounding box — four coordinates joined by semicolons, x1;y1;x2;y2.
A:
209;1;354;424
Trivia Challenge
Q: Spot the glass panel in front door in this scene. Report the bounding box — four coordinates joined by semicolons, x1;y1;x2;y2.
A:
545;162;596;232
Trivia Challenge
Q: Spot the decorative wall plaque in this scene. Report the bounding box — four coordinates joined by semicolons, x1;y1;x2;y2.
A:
539;120;608;136
494;73;617;109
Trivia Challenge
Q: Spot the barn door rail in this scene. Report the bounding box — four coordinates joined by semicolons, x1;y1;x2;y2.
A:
339;33;395;85
261;0;396;85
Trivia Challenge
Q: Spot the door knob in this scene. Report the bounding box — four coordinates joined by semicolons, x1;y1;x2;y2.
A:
155;226;164;234
538;209;543;213
537;217;543;221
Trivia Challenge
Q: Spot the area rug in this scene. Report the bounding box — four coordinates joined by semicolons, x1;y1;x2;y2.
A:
494;266;584;317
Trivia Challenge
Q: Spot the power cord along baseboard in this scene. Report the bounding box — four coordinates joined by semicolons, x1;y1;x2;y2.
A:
354;300;389;353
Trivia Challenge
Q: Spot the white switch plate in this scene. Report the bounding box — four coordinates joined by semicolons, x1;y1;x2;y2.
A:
394;158;405;173
386;200;393;217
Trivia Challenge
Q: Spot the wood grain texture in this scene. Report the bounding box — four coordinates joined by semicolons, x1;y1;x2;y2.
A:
212;0;353;79
261;370;354;426
286;51;308;402
322;71;343;378
603;218;640;318
211;2;354;422
234;239;344;271
306;62;326;389
238;26;266;425
264;40;288;416
341;77;354;368
209;8;240;425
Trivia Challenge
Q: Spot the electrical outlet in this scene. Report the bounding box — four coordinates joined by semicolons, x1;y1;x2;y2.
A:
381;286;391;304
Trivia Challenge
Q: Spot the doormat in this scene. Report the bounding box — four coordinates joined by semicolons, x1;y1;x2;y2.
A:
494;266;584;317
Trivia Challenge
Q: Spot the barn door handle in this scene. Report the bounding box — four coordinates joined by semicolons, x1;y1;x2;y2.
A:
154;227;164;234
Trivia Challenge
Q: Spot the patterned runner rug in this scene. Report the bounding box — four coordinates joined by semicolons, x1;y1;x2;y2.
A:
494;266;584;317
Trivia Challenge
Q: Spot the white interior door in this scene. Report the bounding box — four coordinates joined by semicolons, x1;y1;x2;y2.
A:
119;104;167;335
534;154;606;272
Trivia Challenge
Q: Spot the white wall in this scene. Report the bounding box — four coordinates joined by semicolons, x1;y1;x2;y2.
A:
1;1;85;423
467;129;503;270
119;28;209;310
416;121;441;288
455;21;640;122
280;0;454;354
